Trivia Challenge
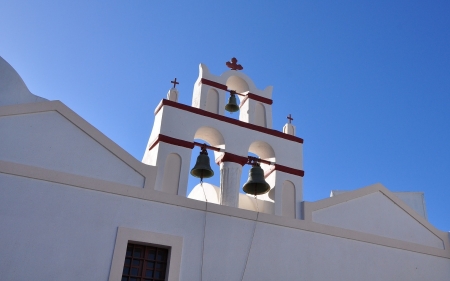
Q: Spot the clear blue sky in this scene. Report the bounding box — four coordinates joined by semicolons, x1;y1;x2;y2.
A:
1;1;449;231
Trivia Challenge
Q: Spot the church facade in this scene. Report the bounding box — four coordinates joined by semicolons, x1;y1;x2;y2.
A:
0;56;449;280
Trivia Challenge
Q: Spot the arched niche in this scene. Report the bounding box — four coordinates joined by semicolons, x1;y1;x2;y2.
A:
161;153;182;195
205;88;219;114
282;180;296;218
254;102;267;127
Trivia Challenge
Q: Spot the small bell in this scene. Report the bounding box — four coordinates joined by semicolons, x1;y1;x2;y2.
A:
242;162;270;195
225;91;239;113
190;146;214;180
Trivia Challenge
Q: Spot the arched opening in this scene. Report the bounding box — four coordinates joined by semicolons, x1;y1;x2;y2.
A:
282;180;296;218
240;141;276;198
254;102;267;127
248;141;275;161
205;88;219;114
238;141;276;213
194;126;225;158
226;75;250;94
186;127;225;198
224;76;248;119
161;153;182;195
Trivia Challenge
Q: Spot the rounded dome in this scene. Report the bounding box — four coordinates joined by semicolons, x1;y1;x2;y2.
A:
0;56;46;106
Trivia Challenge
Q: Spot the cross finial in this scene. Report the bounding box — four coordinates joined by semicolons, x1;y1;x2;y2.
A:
287;114;294;124
170;78;179;88
226;57;243;71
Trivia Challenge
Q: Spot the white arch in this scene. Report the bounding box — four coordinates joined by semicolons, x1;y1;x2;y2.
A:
194;126;225;148
161;153;182;194
226;75;250;94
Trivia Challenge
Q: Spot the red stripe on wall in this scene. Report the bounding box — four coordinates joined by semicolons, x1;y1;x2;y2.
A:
200;78;228;91
200;79;273;105
156;99;304;144
216;152;248;166
148;134;195;151
246;93;273;105
150;134;304;177
275;164;305;177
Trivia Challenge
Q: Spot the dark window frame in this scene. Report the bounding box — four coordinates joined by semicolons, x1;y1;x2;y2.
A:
121;242;170;281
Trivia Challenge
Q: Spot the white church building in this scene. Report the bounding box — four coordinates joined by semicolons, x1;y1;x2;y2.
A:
1;55;449;280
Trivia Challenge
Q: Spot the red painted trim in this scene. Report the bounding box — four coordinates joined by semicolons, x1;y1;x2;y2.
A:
239;95;249;109
216;152;248;166
200;79;273;105
151;134;305;177
154;100;164;115
247;93;273;105
247;156;272;165
159;99;304;144
193;141;221;152
200;78;228;91
264;166;276;178
148;134;195;151
275;164;305;177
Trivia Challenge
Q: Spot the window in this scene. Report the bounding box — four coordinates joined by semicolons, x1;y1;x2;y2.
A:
109;227;182;281
122;243;169;281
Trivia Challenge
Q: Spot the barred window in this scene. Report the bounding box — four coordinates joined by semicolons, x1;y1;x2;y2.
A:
122;243;169;281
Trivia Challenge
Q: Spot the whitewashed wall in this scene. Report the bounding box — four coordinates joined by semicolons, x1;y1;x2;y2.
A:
1;173;449;281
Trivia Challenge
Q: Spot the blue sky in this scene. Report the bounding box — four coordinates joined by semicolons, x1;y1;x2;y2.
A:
1;1;449;231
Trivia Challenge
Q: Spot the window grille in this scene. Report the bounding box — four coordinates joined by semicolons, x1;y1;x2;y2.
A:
122;243;169;281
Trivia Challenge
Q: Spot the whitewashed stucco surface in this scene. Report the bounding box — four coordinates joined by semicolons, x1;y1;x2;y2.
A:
0;111;144;187
1;173;449;281
331;189;427;219
313;192;443;249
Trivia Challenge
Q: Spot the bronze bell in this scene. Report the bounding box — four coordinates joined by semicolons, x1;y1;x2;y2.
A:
225;91;239;113
242;163;270;195
190;146;214;180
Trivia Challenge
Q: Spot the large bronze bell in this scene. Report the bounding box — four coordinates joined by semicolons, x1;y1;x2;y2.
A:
190;146;214;180
242;163;270;195
225;91;239;113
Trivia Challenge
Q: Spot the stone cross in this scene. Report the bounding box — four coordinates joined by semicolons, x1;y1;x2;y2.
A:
287;114;294;124
171;78;179;88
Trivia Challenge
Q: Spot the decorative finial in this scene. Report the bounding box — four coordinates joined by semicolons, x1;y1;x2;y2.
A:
226;57;243;71
287;114;294;124
283;114;296;136
170;78;179;88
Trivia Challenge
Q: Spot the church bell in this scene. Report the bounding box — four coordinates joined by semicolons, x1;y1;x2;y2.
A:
242;163;270;196
225;91;239;113
190;146;214;180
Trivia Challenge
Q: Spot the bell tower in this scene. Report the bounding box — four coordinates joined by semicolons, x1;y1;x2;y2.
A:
192;58;274;129
142;58;304;219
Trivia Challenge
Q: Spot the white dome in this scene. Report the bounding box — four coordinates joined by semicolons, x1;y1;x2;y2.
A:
0;56;47;106
188;182;220;203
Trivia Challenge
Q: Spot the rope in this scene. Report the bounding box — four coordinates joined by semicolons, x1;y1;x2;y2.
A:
240;193;259;281
200;180;208;281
